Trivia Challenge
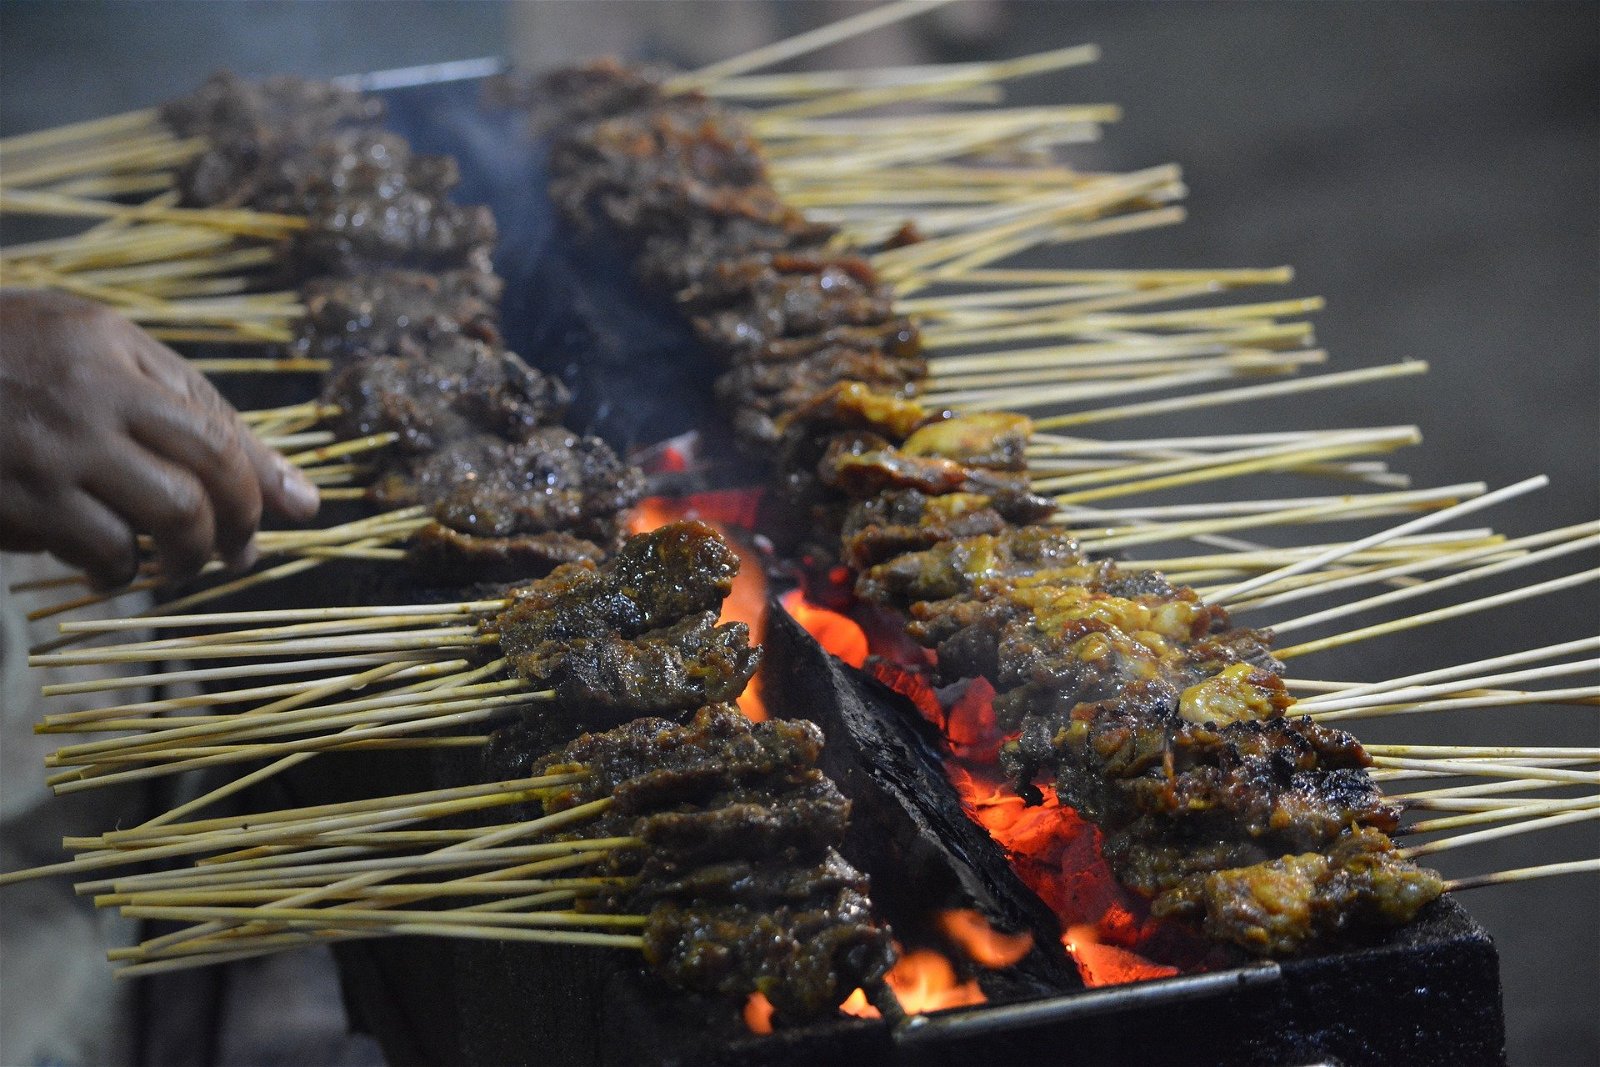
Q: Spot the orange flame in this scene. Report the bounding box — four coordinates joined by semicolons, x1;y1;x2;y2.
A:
936;909;1033;969
742;992;775;1034
779;589;868;668
885;949;986;1013
838;987;882;1020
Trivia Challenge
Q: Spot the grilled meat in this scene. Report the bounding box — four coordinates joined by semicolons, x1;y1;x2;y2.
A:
324;338;569;454
544;612;760;719
1184;827;1444;956
498;707;894;1022
291;268;503;363
643;889;893;1022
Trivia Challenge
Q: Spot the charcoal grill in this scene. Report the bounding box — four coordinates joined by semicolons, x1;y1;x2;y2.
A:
200;64;1508;1067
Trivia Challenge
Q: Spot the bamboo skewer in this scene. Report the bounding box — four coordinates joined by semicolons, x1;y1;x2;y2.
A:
1276;567;1600;661
1445;860;1600;892
1297;638;1600;709
1299;686;1600;722
1207;476;1549;604
1299;659;1600;716
1266;532;1600;635
1216;522;1600;612
1401;808;1600;859
674;0;963;87
1031;362;1429;431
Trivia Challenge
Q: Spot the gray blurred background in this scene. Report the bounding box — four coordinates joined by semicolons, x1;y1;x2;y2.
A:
2;2;1595;1064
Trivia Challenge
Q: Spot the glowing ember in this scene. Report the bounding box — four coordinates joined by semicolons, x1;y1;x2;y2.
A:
742;992;775;1035
885;949;986;1013
779;589;868;668
864;639;1193;985
936;909;1033;969
1063;927;1179;987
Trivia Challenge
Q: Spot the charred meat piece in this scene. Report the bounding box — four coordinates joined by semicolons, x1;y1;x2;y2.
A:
292;268;503;363
544;612;760;720
684;254;896;358
629;778;850;867
372;429;641;542
857;527;1087;608
774;380;928;446
632;195;837;293
162;71;381;142
730;318;922;368
840;488;1058;571
818;435;1038;501
404;523;611;586
620;850;869;909
1004;686;1399;893
527;706;825;813
488;59;672;129
489;682;891;1023
493;522;741;681
643;889;893;1023
715;347;926;431
1185;827;1444;956
549;96;771;223
992;623;1282;729
900;412;1034;472
324;339;569;454
163;72;383;208
293;162;497;276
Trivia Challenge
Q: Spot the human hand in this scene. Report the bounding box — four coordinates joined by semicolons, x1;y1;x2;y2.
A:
0;290;320;590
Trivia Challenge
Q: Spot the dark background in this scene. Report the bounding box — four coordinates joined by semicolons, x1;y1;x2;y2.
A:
2;2;1595;1064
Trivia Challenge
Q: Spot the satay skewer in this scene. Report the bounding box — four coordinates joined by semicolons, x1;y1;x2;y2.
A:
1444;859;1600;892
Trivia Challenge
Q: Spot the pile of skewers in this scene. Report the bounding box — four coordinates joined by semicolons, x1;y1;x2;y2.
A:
1;0;1595;1022
6;523;903;1026
522;55;1599;955
8;72;647;630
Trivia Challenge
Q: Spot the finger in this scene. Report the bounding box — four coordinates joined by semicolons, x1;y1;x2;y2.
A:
129;332;319;524
242;428;322;523
125;393;264;571
81;445;217;586
46;490;140;592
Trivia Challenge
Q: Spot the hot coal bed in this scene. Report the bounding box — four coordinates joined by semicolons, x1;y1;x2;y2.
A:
184;72;1508;1067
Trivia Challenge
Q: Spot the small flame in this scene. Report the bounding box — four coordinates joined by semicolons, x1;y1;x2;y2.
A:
743;992;775;1034
885;949;986;1013
838;987;881;1020
779;589;868;667
936;909;1033;969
